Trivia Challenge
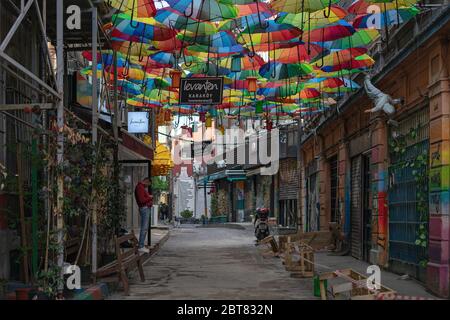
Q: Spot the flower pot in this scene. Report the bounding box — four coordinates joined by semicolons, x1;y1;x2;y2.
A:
16;288;33;300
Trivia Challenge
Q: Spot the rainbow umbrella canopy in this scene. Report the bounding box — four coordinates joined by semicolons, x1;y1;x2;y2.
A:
91;0;423;120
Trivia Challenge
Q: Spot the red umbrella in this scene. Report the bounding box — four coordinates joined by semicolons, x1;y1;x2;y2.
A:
303;20;355;42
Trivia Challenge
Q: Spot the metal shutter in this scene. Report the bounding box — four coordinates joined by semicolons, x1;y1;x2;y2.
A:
351;156;362;259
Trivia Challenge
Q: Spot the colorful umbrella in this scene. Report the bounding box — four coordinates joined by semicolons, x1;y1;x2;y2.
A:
275;5;348;29
304;20;355;42
109;0;157;19
112;13;177;41
154;8;217;35
322;29;379;50
259;62;313;80
352;6;420;29
177;31;238;47
165;0;238;21
239;21;302;44
269;43;326;64
270;0;340;13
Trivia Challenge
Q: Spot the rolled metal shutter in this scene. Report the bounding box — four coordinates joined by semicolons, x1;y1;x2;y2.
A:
351;156;362;259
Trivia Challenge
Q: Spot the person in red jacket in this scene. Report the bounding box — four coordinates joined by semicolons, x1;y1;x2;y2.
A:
135;177;153;253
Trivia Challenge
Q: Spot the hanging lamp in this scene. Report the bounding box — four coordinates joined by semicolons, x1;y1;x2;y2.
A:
247;77;258;93
170;69;182;88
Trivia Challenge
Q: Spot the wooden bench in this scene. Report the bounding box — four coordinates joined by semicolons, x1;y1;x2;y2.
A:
95;233;145;295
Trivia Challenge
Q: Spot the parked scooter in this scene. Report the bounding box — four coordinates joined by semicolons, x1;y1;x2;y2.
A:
254;207;270;241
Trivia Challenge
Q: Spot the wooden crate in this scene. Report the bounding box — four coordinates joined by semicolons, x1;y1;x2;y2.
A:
278;231;331;252
258;235;280;257
283;242;314;278
317;268;396;300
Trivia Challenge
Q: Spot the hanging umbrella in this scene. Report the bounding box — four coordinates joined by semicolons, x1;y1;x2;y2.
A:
108;0;157;19
177;31;238;47
114;79;143;95
299;88;321;99
239;21;302;44
218;0;255;4
218;53;266;71
111;40;155;58
304;77;344;89
322;78;360;92
165;0;238;21
313;67;363;78
275;5;348;29
186;44;244;55
348;0;419;15
259;62;313;80
319;53;374;72
269;43;326;63
257;82;303;97
311;47;368;67
227;69;262;80
303;20;355;42
352;6;420;29
112;13;177;41
185;61;231;76
154;8;218;35
218;11;273;31
236;2;273;17
322;29;379;49
269;0;340;13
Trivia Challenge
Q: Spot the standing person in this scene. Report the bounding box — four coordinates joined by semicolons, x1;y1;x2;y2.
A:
134;177;153;253
160;202;169;222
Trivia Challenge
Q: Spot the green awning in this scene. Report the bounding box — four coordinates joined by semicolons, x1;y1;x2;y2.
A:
227;176;246;182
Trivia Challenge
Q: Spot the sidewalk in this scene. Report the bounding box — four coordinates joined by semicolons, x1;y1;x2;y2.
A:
314;252;438;299
72;227;170;300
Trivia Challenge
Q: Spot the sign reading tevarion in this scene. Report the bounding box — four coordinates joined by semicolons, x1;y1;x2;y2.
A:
179;77;223;105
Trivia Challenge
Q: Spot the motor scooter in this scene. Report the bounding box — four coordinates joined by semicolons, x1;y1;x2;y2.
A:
254;207;270;241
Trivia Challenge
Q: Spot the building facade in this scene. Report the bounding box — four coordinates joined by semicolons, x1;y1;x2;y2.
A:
298;7;450;297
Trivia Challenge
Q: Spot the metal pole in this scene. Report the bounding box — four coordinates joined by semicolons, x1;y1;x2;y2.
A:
55;0;64;294
91;6;98;275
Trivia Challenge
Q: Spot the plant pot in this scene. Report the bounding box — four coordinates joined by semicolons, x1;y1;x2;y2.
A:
16;288;33;300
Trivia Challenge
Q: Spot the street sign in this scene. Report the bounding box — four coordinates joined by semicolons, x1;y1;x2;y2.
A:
179;77;223;105
127;111;149;133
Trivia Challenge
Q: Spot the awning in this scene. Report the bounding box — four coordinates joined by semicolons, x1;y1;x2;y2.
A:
199;169;247;184
227;176;246;182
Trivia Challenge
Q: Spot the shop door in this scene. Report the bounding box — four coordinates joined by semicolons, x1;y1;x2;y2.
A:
350;156;362;259
306;173;319;231
388;108;429;281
